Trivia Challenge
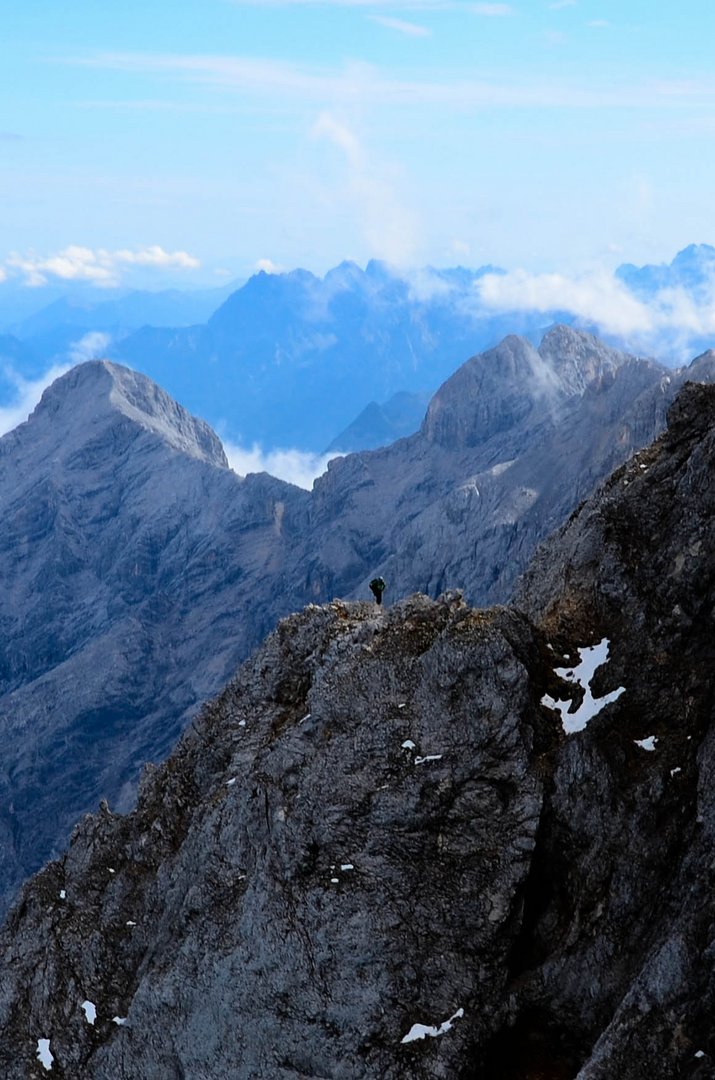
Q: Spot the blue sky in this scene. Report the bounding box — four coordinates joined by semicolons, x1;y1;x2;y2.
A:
2;0;715;286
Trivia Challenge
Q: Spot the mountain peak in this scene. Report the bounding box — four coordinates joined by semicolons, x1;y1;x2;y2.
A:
26;360;228;468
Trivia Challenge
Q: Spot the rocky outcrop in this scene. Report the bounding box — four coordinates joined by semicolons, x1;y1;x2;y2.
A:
2;331;714;921
0;593;556;1079
4;378;715;1076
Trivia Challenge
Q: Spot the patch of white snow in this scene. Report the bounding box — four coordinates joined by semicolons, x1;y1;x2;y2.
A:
112;1016;127;1025
401;1007;465;1044
226;778;237;786
37;1039;53;1070
635;737;658;751
414;755;443;765
298;713;311;724
397;703;407;709
81;1000;96;1025
401;740;416;750
340;864;354;871
671;767;682;777
59;890;66;900
542;639;625;734
238;720;246;728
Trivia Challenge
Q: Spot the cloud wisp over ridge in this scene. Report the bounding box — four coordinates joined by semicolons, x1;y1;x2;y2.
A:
475;266;715;358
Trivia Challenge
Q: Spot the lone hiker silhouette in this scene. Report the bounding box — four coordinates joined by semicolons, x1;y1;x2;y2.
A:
369;577;386;606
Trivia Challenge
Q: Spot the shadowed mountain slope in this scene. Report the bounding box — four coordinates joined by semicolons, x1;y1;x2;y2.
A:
3;382;715;1075
1;328;714;917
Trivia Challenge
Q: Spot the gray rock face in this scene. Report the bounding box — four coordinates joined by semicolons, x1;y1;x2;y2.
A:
0;361;308;914
5;377;715;1076
0;594;555;1079
2;330;714;923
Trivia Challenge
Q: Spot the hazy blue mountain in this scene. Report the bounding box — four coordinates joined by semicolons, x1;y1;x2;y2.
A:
616;242;715;299
15;282;240;341
110;261;550;450
324;389;432;452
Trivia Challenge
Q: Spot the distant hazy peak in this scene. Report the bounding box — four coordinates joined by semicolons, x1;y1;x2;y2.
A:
30;360;229;468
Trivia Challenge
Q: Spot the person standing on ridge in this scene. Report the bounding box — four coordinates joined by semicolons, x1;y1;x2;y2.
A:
369;577;386;605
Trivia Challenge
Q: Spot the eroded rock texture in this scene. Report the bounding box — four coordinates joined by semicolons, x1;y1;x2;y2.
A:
0;594;556;1079
3;383;715;1077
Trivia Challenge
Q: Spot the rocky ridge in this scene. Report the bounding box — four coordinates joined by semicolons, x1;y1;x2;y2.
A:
1;328;715;919
3;381;715;1075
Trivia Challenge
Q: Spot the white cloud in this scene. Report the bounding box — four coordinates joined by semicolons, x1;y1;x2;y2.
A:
5;245;200;287
223;440;337;489
475;266;715;355
368;14;431;36
312;111;420;265
68;331;112;364
0;364;72;438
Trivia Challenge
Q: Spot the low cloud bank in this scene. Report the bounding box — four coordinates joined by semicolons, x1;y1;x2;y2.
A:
0;364;71;437
5;245;200;287
475;267;715;359
223;441;337;490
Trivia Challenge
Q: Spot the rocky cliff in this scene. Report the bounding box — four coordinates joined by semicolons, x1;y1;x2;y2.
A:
0;361;308;914
3;380;715;1076
1;329;714;921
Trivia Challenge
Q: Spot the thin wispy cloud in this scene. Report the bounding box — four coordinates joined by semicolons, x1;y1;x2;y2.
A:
312;111;420;265
0;365;72;438
68;331;112;364
68;52;715;112
588;19;610;28
5;245;200;287
368;14;432;36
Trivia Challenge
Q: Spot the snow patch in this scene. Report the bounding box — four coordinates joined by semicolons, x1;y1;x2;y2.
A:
226;778;237;787
414;754;442;765
298;713;311;725
340;864;354;871
81;1000;96;1025
59;889;66;900
671;766;682;777
37;1039;53;1070
401;739;416;750
635;736;658;751
112;1016;127;1025
397;703;407;709
401;1007;464;1044
542;638;625;733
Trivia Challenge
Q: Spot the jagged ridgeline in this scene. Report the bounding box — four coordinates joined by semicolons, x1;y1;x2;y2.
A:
2;382;715;1076
2;334;715;1075
1;329;715;920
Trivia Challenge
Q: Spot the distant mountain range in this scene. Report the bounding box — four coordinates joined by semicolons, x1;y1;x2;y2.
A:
1;326;714;916
1;245;714;455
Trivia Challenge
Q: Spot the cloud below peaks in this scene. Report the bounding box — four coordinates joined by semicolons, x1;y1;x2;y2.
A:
223;441;336;490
